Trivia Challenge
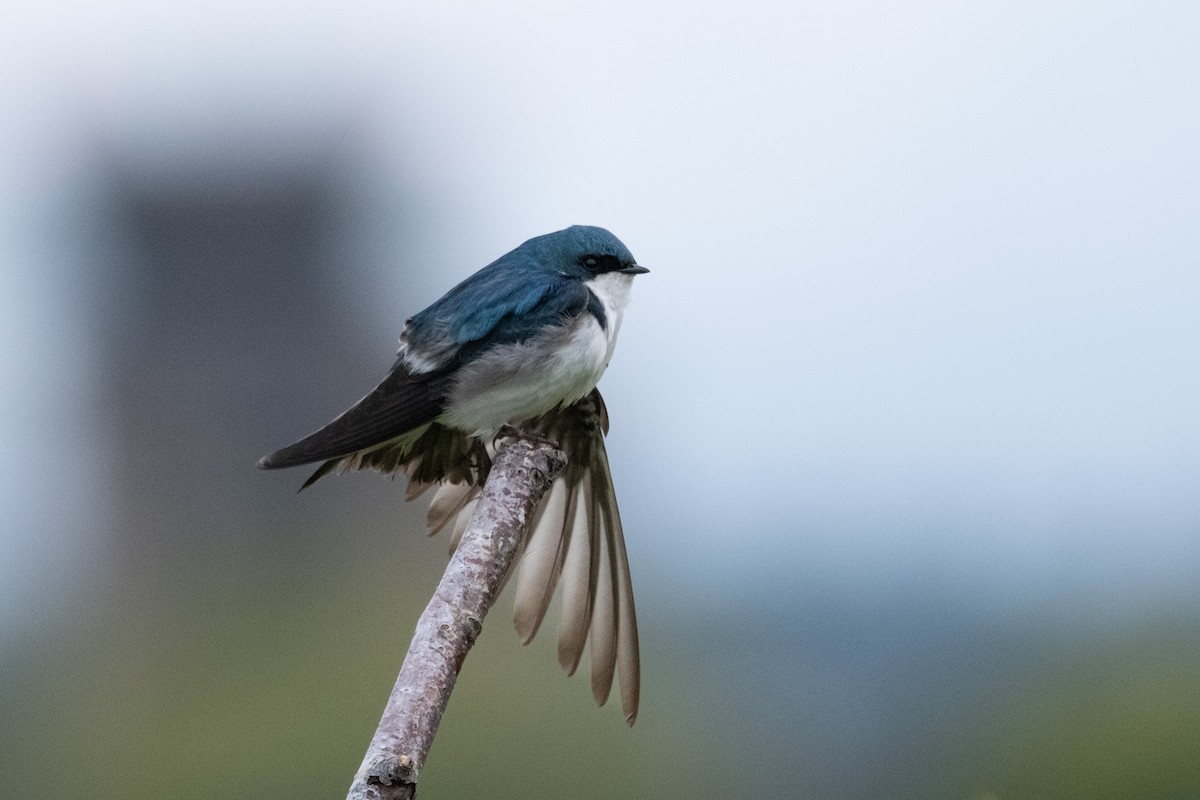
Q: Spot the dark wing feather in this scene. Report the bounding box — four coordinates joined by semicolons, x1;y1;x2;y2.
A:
258;366;452;470
263;249;595;475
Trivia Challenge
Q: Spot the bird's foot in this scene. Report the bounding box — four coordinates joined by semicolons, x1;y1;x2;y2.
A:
494;425;561;451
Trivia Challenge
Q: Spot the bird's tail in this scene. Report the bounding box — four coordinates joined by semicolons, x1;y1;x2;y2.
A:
423;392;640;724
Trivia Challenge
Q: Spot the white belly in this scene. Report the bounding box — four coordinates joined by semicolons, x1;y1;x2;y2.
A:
439;272;634;436
440;314;612;435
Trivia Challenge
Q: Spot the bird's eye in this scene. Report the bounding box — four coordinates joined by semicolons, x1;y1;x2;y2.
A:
582;254;620;273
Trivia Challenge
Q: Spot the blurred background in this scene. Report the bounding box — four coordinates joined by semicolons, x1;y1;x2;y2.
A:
2;2;1198;798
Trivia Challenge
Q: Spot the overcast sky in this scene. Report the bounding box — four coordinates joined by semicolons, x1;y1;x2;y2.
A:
3;1;1198;621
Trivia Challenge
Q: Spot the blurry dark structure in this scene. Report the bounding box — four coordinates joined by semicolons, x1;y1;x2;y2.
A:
91;134;401;565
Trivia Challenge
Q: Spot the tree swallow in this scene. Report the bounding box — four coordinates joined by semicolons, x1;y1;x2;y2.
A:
259;225;648;723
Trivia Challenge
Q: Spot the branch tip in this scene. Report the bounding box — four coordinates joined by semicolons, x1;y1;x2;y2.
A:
364;753;418;786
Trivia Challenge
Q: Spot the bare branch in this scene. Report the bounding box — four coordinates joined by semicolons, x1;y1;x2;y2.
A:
345;437;567;800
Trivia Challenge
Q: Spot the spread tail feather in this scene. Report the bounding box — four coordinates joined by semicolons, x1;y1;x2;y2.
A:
423;390;640;723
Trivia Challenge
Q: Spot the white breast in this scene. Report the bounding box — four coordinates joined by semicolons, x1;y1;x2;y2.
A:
440;272;637;436
586;270;634;367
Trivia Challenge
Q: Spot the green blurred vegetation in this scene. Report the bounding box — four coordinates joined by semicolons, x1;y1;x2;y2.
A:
3;531;1198;800
0;530;700;799
941;616;1200;799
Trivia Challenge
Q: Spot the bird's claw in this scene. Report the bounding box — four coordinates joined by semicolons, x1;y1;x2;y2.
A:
494;425;561;451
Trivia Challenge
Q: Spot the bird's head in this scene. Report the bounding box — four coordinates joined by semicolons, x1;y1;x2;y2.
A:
520;225;649;280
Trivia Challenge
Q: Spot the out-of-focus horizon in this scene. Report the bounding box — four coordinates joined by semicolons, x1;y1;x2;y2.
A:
3;2;1198;798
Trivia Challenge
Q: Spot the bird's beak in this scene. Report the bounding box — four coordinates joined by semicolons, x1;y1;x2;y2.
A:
620;264;650;275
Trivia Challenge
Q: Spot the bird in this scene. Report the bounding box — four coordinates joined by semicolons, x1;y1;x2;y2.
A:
258;225;648;724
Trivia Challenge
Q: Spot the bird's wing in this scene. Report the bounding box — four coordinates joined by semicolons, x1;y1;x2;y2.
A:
258;268;591;484
425;389;641;724
399;261;593;373
257;365;454;472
